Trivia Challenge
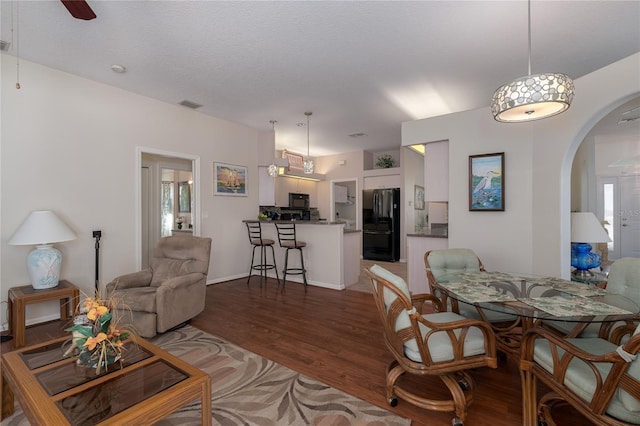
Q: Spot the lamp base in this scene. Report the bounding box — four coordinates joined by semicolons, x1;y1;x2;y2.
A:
570;242;601;279
572;268;595;278
27;244;62;289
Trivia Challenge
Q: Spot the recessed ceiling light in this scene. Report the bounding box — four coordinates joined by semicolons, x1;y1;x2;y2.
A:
111;64;126;73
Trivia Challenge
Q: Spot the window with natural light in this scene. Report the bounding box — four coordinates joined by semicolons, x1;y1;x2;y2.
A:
603;183;614;251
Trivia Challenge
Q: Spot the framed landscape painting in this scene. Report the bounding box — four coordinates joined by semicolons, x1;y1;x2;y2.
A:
469;152;504;211
414;185;425;210
214;162;247;196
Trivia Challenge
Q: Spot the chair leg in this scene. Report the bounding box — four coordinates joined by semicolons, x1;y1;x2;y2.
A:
281;248;290;293
269;244;280;286
259;245;267;287
298;247;308;291
247;245;258;286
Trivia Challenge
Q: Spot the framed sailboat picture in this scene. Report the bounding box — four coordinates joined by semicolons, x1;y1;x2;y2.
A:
469;152;504;211
214;162;247;196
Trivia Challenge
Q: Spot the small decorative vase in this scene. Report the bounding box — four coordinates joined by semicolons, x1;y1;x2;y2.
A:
177;223;183;229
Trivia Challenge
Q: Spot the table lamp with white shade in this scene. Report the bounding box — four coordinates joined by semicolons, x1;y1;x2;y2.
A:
9;210;76;289
570;212;611;278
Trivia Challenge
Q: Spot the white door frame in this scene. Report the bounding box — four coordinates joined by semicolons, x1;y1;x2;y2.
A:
135;146;201;270
330;178;359;228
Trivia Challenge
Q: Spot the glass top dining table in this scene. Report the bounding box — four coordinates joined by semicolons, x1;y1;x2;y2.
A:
434;271;639;362
436;271;639;324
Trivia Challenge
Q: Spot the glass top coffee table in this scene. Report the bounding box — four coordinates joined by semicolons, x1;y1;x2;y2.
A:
434;271;639;359
1;335;211;425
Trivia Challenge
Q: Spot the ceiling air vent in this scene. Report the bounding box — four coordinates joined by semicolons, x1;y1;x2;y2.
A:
348;132;367;138
0;40;10;52
179;100;202;109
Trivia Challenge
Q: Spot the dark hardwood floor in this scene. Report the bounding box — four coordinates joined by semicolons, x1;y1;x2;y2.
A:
1;278;591;425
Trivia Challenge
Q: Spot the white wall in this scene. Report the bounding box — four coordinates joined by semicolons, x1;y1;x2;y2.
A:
1;57;260;327
402;53;640;278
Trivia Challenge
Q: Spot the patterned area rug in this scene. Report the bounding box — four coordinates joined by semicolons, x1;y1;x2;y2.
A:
2;326;409;426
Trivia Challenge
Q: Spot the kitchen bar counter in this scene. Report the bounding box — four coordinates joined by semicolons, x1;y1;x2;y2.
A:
406;232;448;238
242;220;360;290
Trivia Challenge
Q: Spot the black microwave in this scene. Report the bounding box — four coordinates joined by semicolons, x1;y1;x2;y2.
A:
289;193;310;210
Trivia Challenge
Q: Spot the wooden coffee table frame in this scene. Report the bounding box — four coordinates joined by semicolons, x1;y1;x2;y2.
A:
1;335;211;425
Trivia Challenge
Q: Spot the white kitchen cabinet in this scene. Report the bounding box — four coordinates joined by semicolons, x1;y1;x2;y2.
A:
258;166;276;206
273;175;318;207
363;174;401;190
424;141;449;201
334;185;348;203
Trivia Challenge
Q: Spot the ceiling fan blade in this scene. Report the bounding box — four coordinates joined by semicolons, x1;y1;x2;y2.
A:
60;0;96;20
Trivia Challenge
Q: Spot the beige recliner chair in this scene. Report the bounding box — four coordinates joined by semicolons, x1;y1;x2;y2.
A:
106;235;212;338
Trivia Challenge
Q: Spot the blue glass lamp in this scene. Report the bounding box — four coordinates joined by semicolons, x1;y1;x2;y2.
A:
570;212;611;278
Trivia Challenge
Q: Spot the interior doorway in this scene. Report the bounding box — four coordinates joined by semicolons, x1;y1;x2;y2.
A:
136;147;200;270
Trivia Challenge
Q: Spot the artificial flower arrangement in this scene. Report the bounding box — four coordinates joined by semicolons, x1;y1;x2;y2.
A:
375;154;395;168
65;295;130;374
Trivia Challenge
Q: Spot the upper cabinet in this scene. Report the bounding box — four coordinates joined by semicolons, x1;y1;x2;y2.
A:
363;173;402;190
334;185;348;203
258;166;276;206
424;141;449;202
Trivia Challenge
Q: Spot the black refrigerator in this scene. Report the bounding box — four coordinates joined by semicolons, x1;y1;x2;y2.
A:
362;188;400;261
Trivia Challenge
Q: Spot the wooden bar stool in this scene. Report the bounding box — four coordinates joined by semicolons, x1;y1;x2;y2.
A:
275;223;308;292
245;221;280;287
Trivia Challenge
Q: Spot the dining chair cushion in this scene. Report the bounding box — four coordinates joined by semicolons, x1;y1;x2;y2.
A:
370;263;411;327
369;264;487;364
533;331;640;423
405;312;489;363
427;248;483;278
607;257;640;304
549;258;640;338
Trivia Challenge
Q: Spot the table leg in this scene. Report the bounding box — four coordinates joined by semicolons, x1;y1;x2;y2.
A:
520;367;537;426
71;289;80;318
6;296;13;337
12;299;26;348
201;378;212;426
59;289;80;321
1;362;15;420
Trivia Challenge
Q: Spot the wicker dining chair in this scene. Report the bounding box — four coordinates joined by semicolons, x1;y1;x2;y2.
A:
424;249;514;323
520;323;640;425
365;264;497;426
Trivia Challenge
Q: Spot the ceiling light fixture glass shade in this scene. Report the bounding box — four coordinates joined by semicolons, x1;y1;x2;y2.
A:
267;120;279;177
303;112;314;174
491;0;575;123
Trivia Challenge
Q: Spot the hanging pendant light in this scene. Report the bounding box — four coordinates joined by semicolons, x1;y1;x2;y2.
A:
267;120;279;177
303;112;314;174
491;0;574;122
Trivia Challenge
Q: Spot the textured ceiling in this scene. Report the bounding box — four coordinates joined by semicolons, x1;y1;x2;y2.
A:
1;1;639;156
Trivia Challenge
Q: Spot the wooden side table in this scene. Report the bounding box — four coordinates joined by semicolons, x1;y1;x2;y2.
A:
7;280;80;348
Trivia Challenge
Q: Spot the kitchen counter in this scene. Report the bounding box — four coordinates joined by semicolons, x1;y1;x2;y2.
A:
242;220;360;289
245;220;360;233
406;232;447;238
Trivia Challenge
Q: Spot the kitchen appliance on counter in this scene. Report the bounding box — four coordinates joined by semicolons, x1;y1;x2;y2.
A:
363;188;400;261
289;193;310;210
